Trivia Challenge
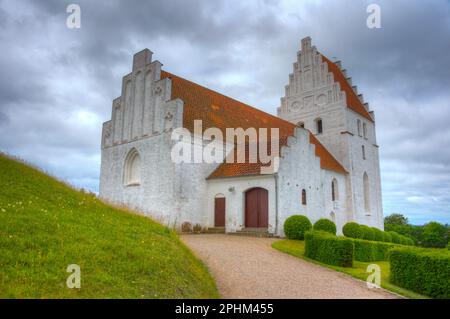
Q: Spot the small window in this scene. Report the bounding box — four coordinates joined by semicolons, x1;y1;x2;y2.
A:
301;189;307;205
357;119;362;137
363;172;370;213
362;145;366;160
297;121;305;128
331;179;338;202
363;123;367;139
316;119;323;134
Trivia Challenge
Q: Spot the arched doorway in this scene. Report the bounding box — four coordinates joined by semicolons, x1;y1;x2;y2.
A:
245;188;268;228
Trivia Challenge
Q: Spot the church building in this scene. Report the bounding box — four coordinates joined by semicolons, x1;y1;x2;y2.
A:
99;37;383;236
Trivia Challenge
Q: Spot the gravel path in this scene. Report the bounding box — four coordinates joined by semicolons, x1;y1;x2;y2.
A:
181;234;398;299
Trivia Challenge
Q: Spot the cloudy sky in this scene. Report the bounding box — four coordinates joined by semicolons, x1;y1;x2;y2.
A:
1;0;449;224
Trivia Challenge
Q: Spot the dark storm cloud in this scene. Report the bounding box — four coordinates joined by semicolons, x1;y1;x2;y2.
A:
0;0;449;224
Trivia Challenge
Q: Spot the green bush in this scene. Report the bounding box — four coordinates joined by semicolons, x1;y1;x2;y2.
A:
305;231;353;267
342;222;363;239
448;242;450;250
353;239;399;261
360;225;375;241
389;247;450;298
421;222;448;248
313;218;337;235
371;227;384;242
284;215;312;240
389;231;401;244
383;231;392;243
407;238;415;246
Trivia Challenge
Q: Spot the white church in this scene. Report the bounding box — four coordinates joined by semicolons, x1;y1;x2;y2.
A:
99;37;383;236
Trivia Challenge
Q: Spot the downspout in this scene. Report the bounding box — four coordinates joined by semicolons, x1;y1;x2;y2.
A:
274;173;279;236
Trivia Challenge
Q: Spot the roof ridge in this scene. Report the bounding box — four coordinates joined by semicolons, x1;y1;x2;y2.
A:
161;70;295;128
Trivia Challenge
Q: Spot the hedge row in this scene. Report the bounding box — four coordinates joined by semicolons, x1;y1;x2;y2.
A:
342;222;414;246
353;239;400;262
389;247;450;299
305;231;353;267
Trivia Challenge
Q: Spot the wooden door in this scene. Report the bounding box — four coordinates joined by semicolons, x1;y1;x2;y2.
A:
214;197;225;227
245;188;268;228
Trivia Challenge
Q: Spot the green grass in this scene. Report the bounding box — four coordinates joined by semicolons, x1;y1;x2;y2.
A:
272;239;427;299
0;154;219;298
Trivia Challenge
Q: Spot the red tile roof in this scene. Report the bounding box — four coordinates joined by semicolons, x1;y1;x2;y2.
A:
321;55;373;122
161;70;347;178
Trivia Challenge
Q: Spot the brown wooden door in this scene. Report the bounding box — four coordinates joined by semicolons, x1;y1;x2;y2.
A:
214;197;225;227
245;188;268;228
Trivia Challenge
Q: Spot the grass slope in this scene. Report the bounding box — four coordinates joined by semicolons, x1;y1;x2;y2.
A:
272;239;427;299
0;154;219;298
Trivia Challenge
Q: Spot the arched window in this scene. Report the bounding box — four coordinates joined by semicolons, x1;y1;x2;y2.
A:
316;118;323;134
357;119;362;136
331;178;338;202
363;172;370;213
123;148;141;186
363;123;367;139
301;189;307;205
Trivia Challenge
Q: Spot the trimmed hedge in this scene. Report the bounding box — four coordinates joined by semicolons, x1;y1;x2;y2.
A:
353;239;399;262
284;215;312;240
342;222;363;239
313;218;337;235
360;225;375;241
389;247;450;298
383;231;392;242
371;227;384;242
389;231;401;244
305;231;354;267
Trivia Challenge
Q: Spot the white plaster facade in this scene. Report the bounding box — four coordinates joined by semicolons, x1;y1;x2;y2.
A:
99;38;384;237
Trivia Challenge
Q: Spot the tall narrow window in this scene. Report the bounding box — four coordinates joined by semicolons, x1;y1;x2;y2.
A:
357;119;362;136
316;119;323;134
362;145;366;160
301;189;307;205
363;172;370;213
331;179;338;202
123;148;141;186
363;123;367;139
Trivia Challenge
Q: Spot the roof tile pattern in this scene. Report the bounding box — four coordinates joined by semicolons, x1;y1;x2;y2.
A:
321;55;373;122
161;70;347;178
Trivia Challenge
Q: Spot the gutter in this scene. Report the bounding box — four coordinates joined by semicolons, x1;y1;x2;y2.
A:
274;173;279;236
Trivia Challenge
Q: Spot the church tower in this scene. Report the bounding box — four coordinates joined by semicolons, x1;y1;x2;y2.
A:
277;37;383;229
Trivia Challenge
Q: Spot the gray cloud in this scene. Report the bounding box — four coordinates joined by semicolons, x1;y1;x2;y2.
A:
0;0;449;224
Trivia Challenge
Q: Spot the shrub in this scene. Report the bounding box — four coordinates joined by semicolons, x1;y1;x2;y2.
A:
371;227;384;242
284;215;312;240
313;218;336;235
389;247;450;298
406;238;415;246
193;223;202;233
383;231;392;243
342;222;363;239
305;231;353;267
360;225;375;241
353;239;399;261
389;231;401;244
448;242;450;250
181;222;193;233
421;222;448;248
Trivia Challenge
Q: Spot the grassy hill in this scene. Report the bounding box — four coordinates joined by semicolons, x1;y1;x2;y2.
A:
0;154;219;298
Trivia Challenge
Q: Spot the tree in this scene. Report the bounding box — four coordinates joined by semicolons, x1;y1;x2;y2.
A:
421;222;448;248
384;213;409;226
